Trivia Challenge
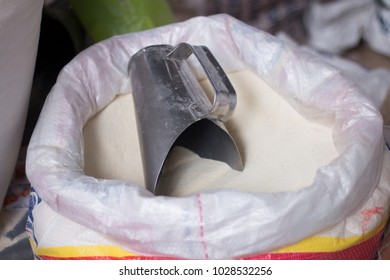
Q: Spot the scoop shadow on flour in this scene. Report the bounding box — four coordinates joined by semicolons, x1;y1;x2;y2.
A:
155;119;244;196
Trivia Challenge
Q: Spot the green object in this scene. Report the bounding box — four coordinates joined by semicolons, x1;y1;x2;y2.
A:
69;0;176;42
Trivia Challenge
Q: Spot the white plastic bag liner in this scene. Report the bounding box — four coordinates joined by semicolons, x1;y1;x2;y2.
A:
26;14;384;259
0;0;43;206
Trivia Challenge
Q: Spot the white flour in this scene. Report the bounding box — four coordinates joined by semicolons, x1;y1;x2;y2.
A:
83;70;339;196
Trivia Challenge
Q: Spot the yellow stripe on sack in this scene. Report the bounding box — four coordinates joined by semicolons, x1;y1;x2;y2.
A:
28;237;37;252
272;219;387;253
35;244;139;259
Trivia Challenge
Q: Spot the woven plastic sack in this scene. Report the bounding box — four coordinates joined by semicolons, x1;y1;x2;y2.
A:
26;146;390;260
0;0;43;207
26;14;385;259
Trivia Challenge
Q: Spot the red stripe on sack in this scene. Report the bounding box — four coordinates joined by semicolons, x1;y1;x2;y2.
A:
243;230;385;260
38;255;176;260
196;193;209;259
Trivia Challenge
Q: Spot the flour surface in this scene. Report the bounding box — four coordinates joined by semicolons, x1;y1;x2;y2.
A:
83;70;339;195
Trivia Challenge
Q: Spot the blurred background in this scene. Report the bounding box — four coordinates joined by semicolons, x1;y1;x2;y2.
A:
1;0;390;259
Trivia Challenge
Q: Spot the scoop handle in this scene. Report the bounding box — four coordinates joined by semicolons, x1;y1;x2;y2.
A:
167;43;237;122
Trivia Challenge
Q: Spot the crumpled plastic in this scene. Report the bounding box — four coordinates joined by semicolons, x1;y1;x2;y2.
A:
277;32;390;114
305;0;390;57
26;14;384;259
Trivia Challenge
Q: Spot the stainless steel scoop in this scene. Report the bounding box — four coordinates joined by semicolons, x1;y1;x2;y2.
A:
129;43;243;194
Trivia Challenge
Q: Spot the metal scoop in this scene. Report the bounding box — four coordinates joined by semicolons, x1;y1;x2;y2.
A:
129;43;243;194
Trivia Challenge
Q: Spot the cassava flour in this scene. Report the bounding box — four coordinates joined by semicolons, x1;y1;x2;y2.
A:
83;70;339;196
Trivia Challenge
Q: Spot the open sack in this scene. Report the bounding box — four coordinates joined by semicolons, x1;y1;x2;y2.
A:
26;14;388;259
